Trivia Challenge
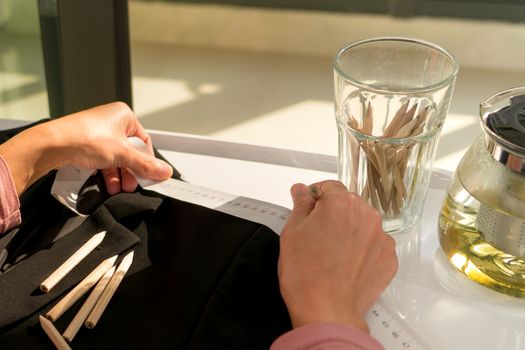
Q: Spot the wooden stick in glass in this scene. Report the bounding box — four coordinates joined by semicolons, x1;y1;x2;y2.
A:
62;265;116;342
46;255;117;322
85;251;134;329
40;231;106;293
39;315;72;350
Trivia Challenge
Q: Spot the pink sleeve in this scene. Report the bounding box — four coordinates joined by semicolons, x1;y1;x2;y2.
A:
271;323;384;350
0;154;21;234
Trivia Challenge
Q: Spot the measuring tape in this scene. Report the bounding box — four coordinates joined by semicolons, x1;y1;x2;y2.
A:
367;299;430;349
143;179;291;235
52;165;430;350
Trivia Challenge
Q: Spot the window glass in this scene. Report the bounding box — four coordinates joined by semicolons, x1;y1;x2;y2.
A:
0;0;49;123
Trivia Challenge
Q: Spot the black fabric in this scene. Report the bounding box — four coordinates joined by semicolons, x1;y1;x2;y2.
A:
0;121;291;349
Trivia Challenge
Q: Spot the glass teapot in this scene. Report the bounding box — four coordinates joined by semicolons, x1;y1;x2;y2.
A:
439;86;525;297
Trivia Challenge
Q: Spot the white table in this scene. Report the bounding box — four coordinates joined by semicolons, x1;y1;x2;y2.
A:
2;119;523;350
149;130;525;350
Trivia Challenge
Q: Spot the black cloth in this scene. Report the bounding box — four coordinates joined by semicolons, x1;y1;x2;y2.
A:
0;121;291;349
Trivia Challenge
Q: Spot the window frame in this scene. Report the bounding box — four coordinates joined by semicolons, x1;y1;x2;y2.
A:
38;0;132;118
160;0;525;22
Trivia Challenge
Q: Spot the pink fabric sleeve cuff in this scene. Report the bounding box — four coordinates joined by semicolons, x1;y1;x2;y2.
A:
271;323;384;350
0;154;21;234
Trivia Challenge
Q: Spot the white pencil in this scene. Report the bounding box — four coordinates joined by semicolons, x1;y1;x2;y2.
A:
46;255;117;322
63;265;116;342
39;315;72;350
85;251;134;329
40;231;106;293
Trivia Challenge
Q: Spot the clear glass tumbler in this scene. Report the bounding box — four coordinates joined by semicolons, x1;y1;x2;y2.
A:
334;37;458;234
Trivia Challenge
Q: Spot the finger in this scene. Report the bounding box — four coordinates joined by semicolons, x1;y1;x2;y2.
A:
102;168;122;195
120;168;138;192
310;180;348;198
131;122;154;153
308;185;322;200
107;101;154;154
123;148;173;181
125;113;154;153
287;183;316;226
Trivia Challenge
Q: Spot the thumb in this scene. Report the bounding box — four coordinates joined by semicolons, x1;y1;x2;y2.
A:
125;149;173;181
124;136;173;181
288;183;316;226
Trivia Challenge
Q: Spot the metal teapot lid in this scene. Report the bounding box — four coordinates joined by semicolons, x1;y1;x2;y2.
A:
481;91;525;174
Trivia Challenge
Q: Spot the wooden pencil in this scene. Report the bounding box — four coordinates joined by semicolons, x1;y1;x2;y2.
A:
355;100;431;215
85;251;134;329
39;315;72;350
40;231;106;293
62;265;116;342
46;255;117;322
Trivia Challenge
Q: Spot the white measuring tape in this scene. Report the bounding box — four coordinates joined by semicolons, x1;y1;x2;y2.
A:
367;299;430;349
144;179;291;234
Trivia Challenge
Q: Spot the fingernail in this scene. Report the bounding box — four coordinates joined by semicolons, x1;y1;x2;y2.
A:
308;185;322;200
107;178;120;195
290;183;310;199
156;160;173;178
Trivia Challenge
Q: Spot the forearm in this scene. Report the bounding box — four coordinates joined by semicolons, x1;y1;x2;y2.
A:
0;122;66;195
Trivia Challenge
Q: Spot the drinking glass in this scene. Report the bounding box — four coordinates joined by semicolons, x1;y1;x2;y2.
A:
334;37;458;234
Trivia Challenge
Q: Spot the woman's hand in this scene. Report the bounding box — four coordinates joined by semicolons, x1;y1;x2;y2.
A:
0;102;172;195
278;180;398;333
